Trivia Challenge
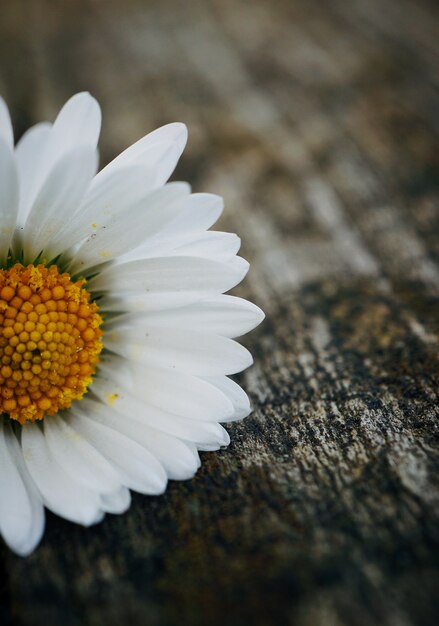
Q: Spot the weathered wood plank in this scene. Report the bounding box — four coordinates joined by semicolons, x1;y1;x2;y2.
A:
0;1;438;625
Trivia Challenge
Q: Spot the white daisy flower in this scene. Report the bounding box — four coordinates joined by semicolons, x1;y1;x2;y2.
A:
0;92;264;556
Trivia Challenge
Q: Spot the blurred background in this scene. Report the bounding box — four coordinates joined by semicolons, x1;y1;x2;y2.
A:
1;1;438;625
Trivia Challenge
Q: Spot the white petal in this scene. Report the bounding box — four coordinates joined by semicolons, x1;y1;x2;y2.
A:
106;327;253;375
0;434;33;552
96;122;187;187
160;231;241;261
89;255;249;295
44;92;101;173
22;423;104;526
0;139;19;265
0;421;44;556
136;435;200;481
48;166;157;257
90;374;232;446
110;295;265;338
15;122;52;224
132;364;235;421
68;409;168;495
157;193;223;237
69;183;191;273
5;428;45;556
99;487;131;514
79;399;200;480
95;361;233;422
44;415;123;495
20;94;101;220
23;145;98;260
138;231;241;262
196;425;230;451
204;376;251;420
0;97;13;148
98;290;211;313
120;193;224;262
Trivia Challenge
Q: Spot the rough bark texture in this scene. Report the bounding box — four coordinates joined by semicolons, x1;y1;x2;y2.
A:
0;1;438;625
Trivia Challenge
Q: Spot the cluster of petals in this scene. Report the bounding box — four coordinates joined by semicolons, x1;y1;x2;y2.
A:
0;93;263;556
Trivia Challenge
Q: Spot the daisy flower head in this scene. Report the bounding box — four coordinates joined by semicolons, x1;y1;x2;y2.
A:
0;92;264;555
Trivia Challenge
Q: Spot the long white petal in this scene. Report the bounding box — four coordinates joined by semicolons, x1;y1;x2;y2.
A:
81;399;200;480
47;165;157;257
120;193;224;262
99;487;131;514
108;295;265;338
0;97;13;148
44;92;101;172
0;139;19;265
15;122;52;224
96;122;187;187
137;231;240;262
203;376;251;420
68;410;168;495
156;192;223;237
79;393;230;449
98;290;212;313
44;416;123;495
22;423;104;526
90;255;249;294
0;421;44;556
168;231;241;261
195;425;231;451
69;183;190;273
106;327;253;375
23;145;98;260
9;437;45;556
123;363;234;421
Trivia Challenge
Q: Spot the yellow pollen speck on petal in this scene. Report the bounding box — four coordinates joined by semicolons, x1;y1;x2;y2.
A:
106;392;119;406
0;263;103;424
99;251;111;258
91;223;97;228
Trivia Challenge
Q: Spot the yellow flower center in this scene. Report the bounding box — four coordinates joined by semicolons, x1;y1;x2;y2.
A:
0;263;103;424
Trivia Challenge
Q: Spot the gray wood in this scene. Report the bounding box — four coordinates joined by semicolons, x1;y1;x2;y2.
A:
0;1;438;625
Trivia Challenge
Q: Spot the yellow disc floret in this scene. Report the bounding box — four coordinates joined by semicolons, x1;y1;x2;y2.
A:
0;263;103;424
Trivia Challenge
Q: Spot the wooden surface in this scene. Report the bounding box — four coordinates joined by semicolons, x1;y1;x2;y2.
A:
1;1;439;624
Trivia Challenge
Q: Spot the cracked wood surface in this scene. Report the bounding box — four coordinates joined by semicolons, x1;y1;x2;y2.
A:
0;1;438;625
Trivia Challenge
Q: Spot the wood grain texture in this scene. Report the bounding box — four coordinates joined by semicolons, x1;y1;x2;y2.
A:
1;0;438;625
